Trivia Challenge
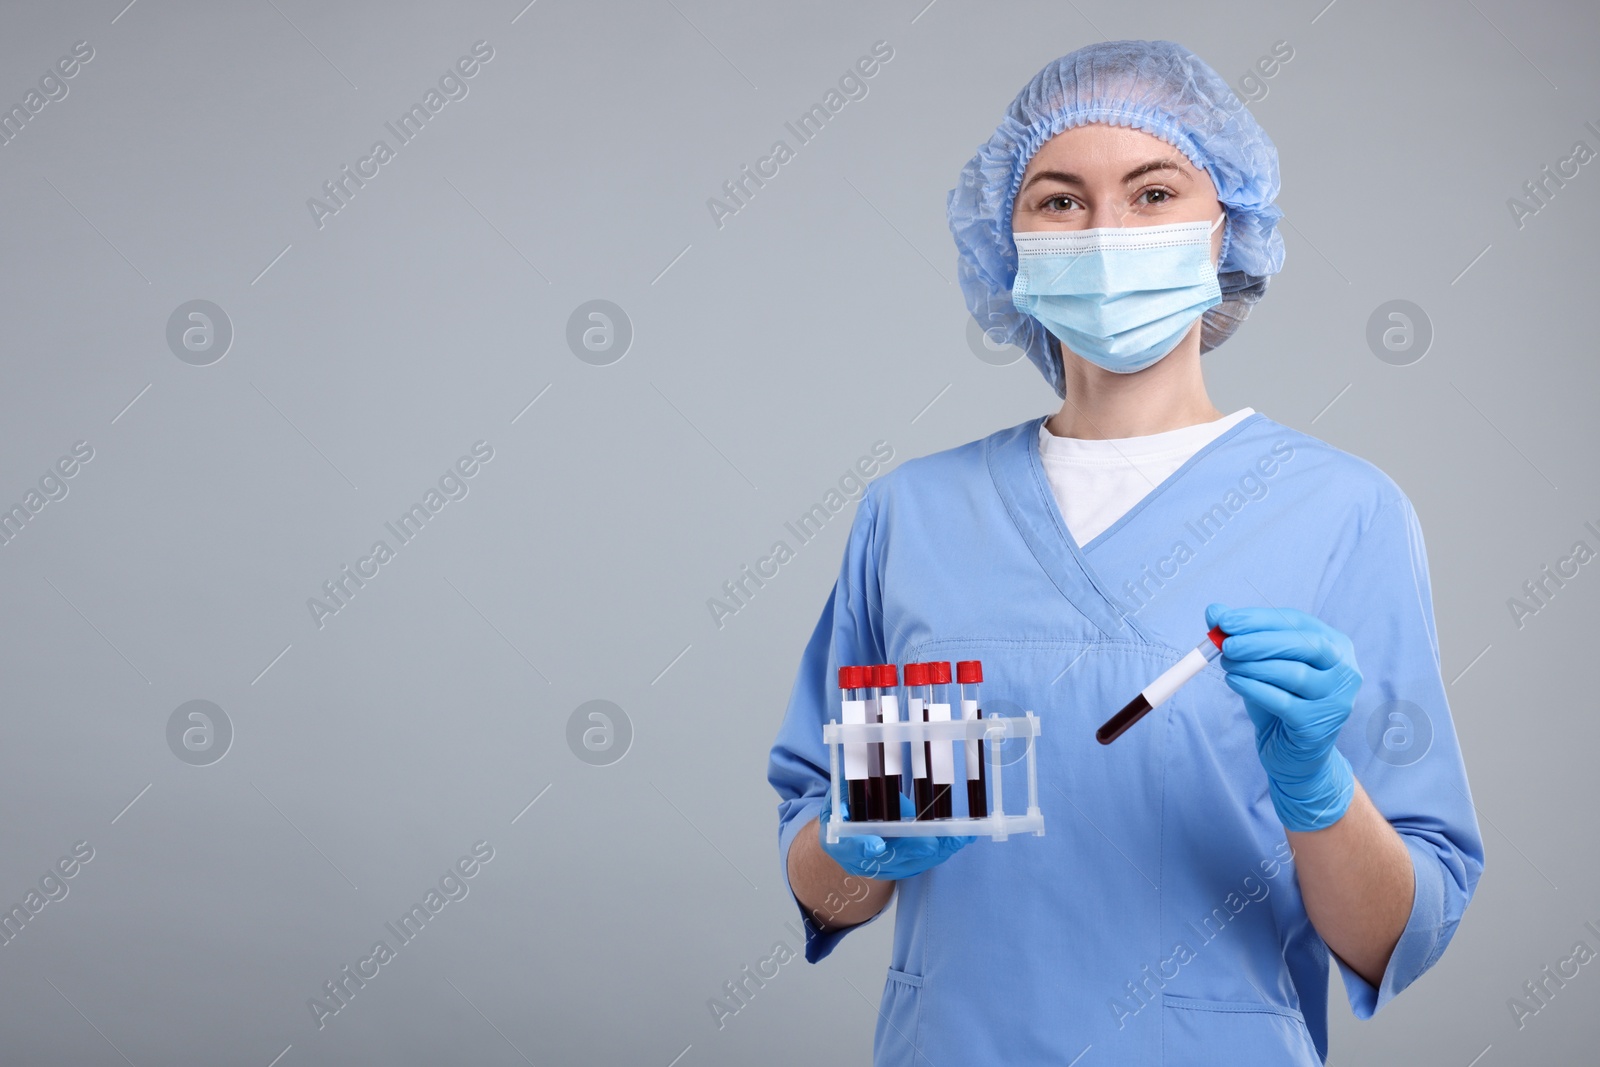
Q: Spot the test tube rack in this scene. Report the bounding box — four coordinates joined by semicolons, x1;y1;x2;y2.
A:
822;712;1045;842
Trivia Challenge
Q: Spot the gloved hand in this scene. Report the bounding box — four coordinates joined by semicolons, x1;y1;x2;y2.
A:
816;789;976;880
1207;603;1361;832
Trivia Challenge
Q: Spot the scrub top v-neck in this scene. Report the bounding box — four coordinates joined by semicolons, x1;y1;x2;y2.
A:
1038;407;1257;549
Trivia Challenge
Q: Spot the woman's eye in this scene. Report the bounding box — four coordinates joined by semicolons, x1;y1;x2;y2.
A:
1140;188;1172;205
1043;195;1077;211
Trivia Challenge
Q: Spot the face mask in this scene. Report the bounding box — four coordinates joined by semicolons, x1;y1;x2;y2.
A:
1011;214;1224;374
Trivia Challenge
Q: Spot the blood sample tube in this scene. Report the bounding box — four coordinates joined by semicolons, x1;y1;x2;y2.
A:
861;666;887;821
875;664;903;822
957;660;987;819
1096;627;1227;744
926;661;955;819
904;663;935;820
837;666;871;820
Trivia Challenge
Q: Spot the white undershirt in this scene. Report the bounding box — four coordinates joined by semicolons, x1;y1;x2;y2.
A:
1038;408;1255;547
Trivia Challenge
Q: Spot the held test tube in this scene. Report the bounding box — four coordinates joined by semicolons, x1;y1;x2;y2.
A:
1096;627;1226;744
926;662;956;819
875;664;903;821
957;660;987;818
838;667;871;819
904;663;935;820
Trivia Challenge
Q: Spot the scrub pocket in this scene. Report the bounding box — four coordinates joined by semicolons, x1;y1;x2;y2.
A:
1160;995;1321;1066
873;968;924;1067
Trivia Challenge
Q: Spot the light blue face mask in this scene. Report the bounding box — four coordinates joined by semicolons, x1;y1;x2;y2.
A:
1011;214;1225;374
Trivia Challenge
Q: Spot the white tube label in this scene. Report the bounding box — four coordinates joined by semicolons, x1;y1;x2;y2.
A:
928;703;954;784
961;698;981;777
841;698;868;779
1144;647;1211;709
908;698;927;776
880;695;903;775
865;695;882;776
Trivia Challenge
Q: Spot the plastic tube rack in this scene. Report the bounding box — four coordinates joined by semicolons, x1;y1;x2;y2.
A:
823;712;1045;842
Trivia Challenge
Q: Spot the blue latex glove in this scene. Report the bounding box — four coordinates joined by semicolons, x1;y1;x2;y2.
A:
816;789;976;880
1207;603;1361;832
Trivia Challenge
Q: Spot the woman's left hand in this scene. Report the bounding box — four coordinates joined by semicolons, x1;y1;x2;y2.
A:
1206;603;1361;832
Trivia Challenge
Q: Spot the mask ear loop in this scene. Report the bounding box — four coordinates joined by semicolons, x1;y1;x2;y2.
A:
1210;209;1231;271
1202;211;1231;353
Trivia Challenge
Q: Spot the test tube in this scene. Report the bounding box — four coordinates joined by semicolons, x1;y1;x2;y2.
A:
957;660;987;819
904;663;935;820
837;666;871;820
1096;627;1227;744
927;661;955;819
875;664;903;822
861;666;887;821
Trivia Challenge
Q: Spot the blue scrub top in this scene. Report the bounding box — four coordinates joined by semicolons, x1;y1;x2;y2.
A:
767;413;1484;1065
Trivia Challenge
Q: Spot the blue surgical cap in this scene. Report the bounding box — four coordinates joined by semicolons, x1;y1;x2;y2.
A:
947;40;1286;397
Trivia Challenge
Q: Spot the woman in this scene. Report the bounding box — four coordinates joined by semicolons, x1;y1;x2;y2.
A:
767;40;1484;1065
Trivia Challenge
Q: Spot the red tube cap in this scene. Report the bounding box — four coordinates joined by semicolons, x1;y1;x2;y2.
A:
903;662;929;687
956;660;983;684
837;665;866;689
1206;626;1226;650
928;661;952;685
875;663;898;687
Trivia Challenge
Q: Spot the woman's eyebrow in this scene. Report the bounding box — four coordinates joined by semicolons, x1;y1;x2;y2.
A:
1021;159;1191;191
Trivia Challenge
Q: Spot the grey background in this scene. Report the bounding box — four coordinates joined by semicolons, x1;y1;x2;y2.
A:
0;0;1594;1064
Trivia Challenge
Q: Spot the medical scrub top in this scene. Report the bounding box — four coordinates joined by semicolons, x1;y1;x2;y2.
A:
767;413;1484;1066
